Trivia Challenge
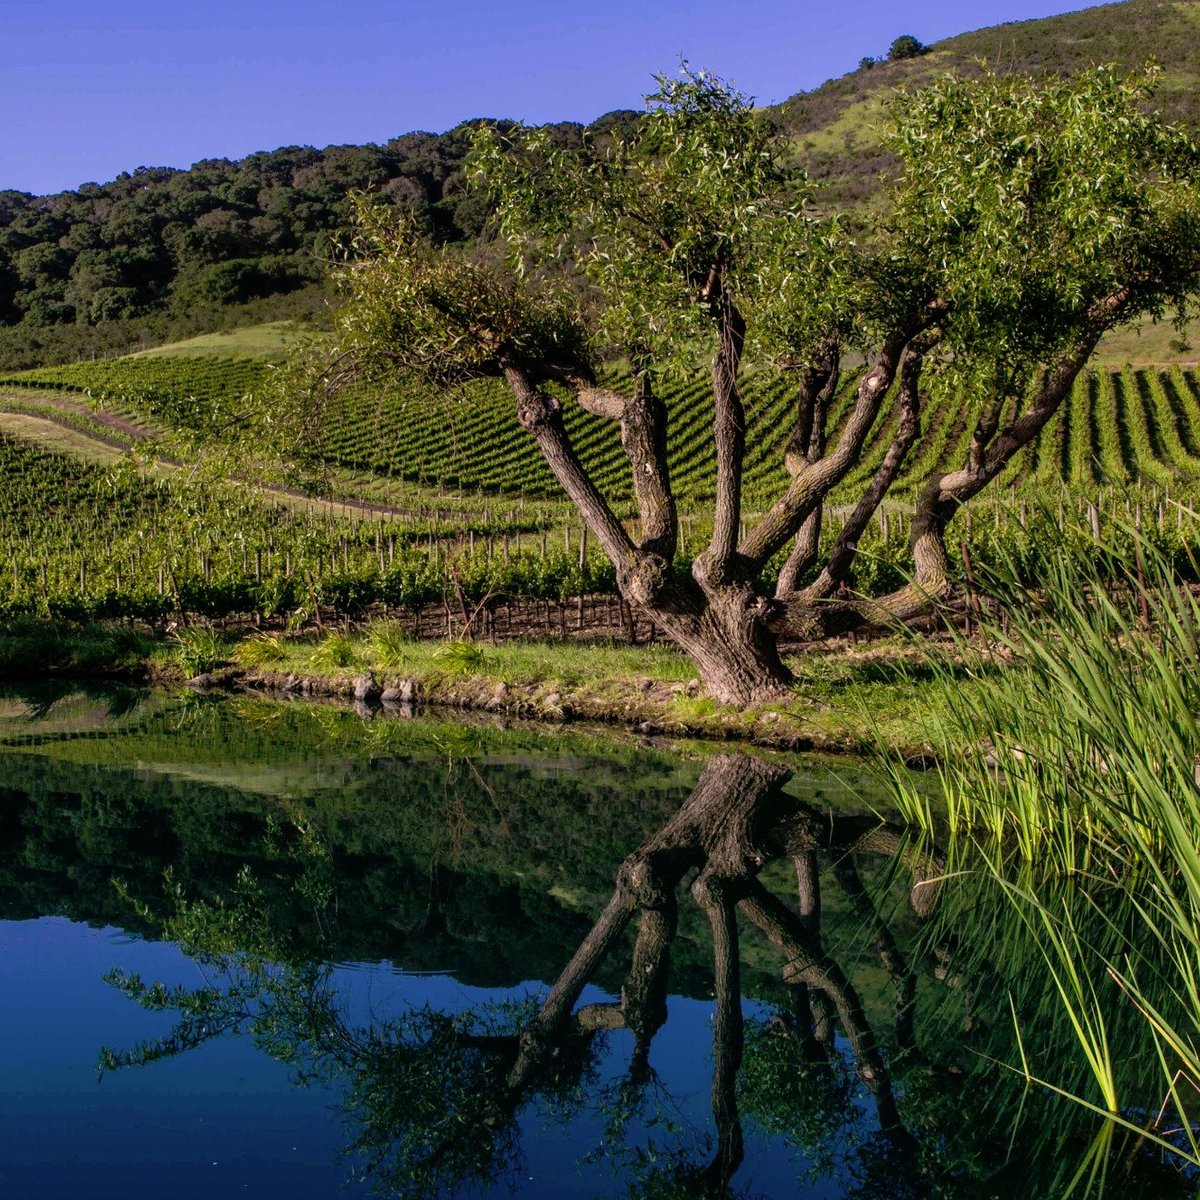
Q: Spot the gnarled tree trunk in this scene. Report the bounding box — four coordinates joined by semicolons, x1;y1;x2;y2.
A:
497;286;1132;704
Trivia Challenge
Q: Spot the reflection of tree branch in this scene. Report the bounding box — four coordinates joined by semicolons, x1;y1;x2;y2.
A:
508;752;939;1189
832;854;918;1051
621;890;677;1072
795;849;820;933
739;882;885;1083
694;870;746;1182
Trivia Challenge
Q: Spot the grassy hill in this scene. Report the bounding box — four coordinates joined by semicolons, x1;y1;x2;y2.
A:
129;320;305;360
776;0;1200;206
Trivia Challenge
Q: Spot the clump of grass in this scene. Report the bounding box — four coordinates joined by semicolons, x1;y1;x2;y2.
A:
0;619;68;673
432;641;490;676
232;632;288;668
668;695;719;723
878;525;1200;1163
365;620;411;670
307;632;359;671
171;626;228;677
75;623;156;670
889;532;1200;859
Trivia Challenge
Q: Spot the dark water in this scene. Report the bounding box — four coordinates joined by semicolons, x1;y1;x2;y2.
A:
0;683;1190;1199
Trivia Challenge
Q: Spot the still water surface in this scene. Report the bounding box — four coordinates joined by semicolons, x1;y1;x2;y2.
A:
0;683;1189;1199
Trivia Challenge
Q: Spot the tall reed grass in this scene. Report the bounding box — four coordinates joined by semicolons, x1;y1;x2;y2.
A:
879;525;1200;1166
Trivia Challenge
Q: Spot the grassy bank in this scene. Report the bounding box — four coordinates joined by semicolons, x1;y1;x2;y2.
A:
0;615;962;755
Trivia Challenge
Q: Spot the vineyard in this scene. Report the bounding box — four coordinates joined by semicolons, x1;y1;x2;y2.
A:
7;354;1200;503
0;432;615;624
4;349;1200;628
2;427;1197;630
0;355;271;440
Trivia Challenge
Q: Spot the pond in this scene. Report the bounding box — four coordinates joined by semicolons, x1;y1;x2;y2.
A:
0;683;1191;1199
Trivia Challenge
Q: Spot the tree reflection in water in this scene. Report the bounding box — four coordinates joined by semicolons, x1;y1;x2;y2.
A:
101;753;1193;1199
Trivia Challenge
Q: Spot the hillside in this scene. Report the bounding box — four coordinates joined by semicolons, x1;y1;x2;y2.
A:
777;0;1200;204
0;115;633;371
2;0;1198;371
6;335;1200;508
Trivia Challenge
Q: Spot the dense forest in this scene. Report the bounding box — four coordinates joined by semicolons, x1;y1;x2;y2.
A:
0;113;639;368
0;127;490;325
1;0;1198;370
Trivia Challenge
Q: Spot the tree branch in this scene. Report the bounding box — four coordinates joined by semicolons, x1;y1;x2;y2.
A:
705;292;747;576
784;345;840;476
793;344;926;602
739;320;922;571
766;286;1131;637
775;349;841;595
622;372;677;557
571;386;629;420
501;360;637;570
560;368;677;558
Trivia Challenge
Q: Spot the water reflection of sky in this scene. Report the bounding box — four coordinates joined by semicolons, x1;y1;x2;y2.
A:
0;917;868;1199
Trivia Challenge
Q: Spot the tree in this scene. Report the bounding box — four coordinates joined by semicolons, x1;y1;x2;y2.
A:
312;65;1200;704
887;34;926;60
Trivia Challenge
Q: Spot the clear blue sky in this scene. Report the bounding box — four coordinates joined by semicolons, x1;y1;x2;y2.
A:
5;0;1102;196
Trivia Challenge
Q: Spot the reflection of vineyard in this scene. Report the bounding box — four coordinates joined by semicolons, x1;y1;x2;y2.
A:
4;354;1200;622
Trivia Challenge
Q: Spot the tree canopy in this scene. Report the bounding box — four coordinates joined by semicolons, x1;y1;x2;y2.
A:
888;34;927;61
308;64;1200;703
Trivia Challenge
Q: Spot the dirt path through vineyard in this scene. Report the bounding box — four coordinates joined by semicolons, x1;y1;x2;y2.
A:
0;393;543;526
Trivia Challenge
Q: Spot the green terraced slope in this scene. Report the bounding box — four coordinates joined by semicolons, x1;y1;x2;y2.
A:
7;354;1200;508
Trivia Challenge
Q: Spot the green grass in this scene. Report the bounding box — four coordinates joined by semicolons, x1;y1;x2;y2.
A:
0;609;960;754
0;411;133;467
1096;313;1200;367
150;622;960;753
131;321;317;360
271;631;698;689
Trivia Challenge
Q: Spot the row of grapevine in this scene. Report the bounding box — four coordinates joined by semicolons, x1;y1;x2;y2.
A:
309;360;1200;501
0;355;271;437
8;348;1200;508
0;434;605;623
6;430;1200;628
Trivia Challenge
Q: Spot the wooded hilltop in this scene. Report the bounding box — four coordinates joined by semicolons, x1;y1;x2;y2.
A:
2;0;1199;370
